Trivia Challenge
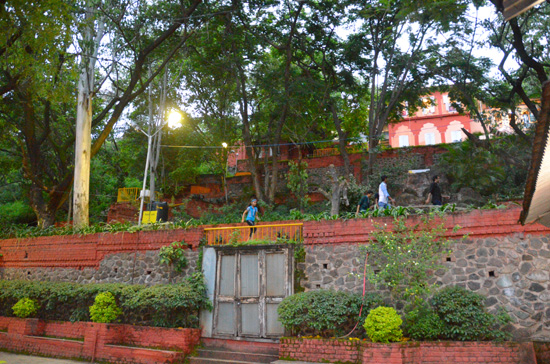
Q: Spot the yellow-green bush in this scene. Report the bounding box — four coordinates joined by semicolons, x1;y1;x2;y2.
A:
89;292;122;323
363;306;403;343
12;298;39;318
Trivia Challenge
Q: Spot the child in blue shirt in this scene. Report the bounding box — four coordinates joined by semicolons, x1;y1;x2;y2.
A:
242;199;260;239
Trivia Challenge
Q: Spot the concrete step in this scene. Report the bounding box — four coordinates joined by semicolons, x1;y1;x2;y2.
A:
188;358;268;364
189;338;280;364
200;338;279;355
195;348;278;363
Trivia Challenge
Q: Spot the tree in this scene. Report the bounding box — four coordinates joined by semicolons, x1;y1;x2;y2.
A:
0;0;203;227
73;0;106;228
352;0;473;178
363;213;458;307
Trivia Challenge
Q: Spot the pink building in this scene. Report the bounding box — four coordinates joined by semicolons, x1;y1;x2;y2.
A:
388;91;485;148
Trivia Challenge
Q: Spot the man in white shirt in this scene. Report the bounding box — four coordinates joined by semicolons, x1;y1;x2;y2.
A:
378;175;395;209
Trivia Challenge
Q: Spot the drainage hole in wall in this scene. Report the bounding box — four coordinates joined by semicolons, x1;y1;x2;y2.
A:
146;270;152;275
27;271;31;275
488;271;495;277
322;263;328;269
113;268;118;273
446;257;452;262
315;284;321;289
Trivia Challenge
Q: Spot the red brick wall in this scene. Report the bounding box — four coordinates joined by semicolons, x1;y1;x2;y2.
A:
0;317;201;364
302;206;550;245
0;227;203;269
279;338;538;364
535;342;550;364
279;337;361;363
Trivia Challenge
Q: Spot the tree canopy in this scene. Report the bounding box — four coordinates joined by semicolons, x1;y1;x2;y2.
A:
1;0;547;227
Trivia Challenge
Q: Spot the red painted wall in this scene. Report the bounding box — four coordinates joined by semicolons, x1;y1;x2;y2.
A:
0;317;200;364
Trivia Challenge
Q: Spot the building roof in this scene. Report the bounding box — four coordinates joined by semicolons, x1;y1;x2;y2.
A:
520;82;550;226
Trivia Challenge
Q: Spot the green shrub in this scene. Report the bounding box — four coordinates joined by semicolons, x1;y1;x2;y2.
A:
363;306;403;343
404;305;444;340
278;290;383;337
12;298;39;318
89;292;122;323
159;241;188;272
0;275;210;328
431;286;511;341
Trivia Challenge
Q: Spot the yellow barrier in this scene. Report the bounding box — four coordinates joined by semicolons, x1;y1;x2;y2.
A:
117;188;141;202
117;188;161;203
204;223;303;245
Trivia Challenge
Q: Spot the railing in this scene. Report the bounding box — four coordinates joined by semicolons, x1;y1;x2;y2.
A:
117;188;160;203
204;223;303;246
311;145;366;158
117;188;141;203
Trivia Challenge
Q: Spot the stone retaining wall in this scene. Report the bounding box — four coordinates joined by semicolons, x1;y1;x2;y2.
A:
0;249;199;285
300;233;550;341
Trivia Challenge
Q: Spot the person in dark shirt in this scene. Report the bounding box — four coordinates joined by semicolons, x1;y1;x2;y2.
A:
426;175;446;205
356;190;374;216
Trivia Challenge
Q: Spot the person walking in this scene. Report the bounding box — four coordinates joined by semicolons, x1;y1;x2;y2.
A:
242;198;260;239
378;175;395;209
425;175;448;205
356;190;374;216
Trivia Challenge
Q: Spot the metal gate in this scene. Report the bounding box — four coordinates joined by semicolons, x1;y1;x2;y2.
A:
212;245;293;339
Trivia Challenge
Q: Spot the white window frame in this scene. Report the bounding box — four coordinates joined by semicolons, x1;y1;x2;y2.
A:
398;135;410;147
451;130;462;142
424;132;436;145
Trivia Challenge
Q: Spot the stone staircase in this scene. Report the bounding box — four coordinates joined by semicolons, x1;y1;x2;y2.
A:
189;338;280;364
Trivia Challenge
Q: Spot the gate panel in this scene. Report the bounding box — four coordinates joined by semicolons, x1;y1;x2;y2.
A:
213;246;292;339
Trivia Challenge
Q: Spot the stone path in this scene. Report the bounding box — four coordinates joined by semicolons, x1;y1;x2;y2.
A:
0;352;85;364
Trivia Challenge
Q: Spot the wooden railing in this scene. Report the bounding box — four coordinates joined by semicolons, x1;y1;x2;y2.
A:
204;223;303;246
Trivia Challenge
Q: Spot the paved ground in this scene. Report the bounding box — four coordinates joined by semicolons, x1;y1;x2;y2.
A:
0;352;86;364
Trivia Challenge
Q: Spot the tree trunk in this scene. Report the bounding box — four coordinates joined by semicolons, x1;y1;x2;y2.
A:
73;88;93;228
73;5;105;228
330;102;351;176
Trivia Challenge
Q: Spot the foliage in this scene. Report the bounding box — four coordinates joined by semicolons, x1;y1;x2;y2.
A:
430;286;511;341
363;306;403;343
121;272;212;328
278;290;383;338
158;241;188;273
362;212;457;307
89;292;122;324
439;136;530;197
0;274;210;328
287;161;310;211
403;304;444;341
12;298;39;319
0;201;36;225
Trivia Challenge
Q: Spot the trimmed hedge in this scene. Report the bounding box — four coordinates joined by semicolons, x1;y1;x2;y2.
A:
278;290;383;337
0;272;211;328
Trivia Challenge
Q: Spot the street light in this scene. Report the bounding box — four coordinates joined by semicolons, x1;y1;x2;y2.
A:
222;142;229;203
167;110;182;129
136;110;182;226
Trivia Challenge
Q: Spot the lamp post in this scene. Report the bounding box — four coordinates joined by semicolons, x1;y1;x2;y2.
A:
222;142;228;204
136;110;182;226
